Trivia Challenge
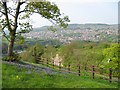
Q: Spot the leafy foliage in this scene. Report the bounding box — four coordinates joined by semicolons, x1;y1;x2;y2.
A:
0;0;70;39
42;45;57;61
58;41;105;67
19;41;119;76
25;1;70;28
20;41;112;68
20;44;44;63
2;52;21;61
0;0;70;57
101;43;119;69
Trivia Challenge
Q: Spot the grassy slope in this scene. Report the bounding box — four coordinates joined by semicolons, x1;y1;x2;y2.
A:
2;62;118;88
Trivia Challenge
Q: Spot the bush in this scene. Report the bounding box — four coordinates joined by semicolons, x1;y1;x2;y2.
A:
2;52;21;61
20;44;44;63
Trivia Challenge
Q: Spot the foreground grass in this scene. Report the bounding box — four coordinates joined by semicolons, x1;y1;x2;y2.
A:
2;62;118;88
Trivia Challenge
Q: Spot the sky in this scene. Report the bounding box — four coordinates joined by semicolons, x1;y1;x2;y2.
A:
30;0;119;28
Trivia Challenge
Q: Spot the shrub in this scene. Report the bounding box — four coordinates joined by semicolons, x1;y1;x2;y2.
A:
20;44;44;63
2;52;21;62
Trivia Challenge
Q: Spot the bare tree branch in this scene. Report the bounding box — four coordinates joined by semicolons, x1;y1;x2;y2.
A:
48;19;56;26
2;30;10;41
1;24;10;41
0;10;5;15
19;2;25;5
19;9;29;14
1;24;7;30
3;2;12;31
9;13;15;18
13;2;25;31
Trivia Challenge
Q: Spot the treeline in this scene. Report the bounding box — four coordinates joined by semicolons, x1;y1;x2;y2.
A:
20;41;119;72
2;38;61;55
2;36;119;74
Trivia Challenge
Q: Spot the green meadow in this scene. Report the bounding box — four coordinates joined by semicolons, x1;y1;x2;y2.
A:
2;62;118;88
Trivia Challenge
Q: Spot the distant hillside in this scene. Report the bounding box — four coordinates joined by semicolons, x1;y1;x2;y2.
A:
23;23;118;43
32;23;117;32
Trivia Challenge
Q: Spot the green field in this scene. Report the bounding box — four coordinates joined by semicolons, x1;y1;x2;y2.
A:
2;62;118;88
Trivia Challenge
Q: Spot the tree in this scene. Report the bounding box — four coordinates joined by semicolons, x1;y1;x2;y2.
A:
102;43;120;70
42;45;57;62
20;43;44;63
0;0;70;59
32;44;44;63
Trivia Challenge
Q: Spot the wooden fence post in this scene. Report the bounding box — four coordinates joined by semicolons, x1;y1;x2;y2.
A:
92;65;95;79
100;68;103;74
53;60;54;69
46;58;48;67
59;62;61;71
42;58;44;65
109;68;112;83
78;63;80;76
42;58;45;65
68;64;70;73
36;57;39;63
85;66;87;71
38;57;40;63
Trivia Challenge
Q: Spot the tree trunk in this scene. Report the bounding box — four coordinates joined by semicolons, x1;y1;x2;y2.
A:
7;33;15;57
